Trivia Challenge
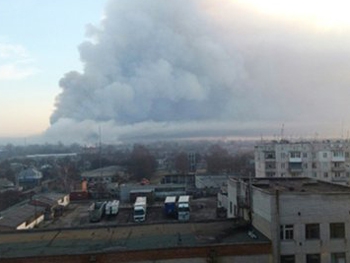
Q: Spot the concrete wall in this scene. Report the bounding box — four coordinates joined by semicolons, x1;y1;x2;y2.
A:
278;193;350;263
227;179;237;218
251;188;273;240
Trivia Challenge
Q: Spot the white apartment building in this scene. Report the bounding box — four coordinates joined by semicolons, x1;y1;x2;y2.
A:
255;140;350;184
228;177;350;263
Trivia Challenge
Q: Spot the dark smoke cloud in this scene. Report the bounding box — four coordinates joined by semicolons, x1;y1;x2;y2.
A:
46;0;350;143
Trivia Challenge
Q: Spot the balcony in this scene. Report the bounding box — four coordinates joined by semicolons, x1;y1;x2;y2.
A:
332;177;348;183
332;156;345;162
331;166;346;172
289;157;302;163
289;163;303;172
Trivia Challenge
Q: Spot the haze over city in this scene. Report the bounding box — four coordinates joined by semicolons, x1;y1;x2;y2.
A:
2;0;350;144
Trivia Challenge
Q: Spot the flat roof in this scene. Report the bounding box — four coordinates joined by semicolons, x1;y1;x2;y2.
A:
0;221;270;259
81;166;123;178
238;177;350;194
165;196;177;203
0;204;45;229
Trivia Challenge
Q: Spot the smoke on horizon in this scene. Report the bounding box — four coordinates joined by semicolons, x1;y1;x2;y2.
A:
44;0;350;143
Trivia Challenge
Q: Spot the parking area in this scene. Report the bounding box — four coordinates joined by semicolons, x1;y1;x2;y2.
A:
39;196;219;229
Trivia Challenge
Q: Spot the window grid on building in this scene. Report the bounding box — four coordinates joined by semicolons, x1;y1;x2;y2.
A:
280;225;294;240
330;223;345;238
305;224;320;239
306;254;320;263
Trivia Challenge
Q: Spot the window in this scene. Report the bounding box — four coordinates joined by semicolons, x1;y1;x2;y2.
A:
333;151;344;158
290;152;301;158
306;254;320;263
305;224;320;239
330;223;345;238
281;255;295;263
280;225;294;240
331;252;346;263
334;162;342;168
323;152;328;158
346;152;349;158
303;152;308;158
334;172;341;178
281;163;285;169
324;172;329;178
265;152;275;159
229;201;233;214
266;162;276;169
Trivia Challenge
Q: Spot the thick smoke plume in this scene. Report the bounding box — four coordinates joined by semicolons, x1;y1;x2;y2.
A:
46;0;350;143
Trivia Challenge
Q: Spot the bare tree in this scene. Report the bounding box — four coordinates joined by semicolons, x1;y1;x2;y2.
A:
128;144;157;180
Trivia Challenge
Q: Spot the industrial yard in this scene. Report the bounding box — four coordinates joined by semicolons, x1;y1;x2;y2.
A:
38;196;218;229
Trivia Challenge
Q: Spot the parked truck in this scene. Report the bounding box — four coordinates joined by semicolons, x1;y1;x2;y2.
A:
105;200;120;216
133;196;147;222
89;201;107;222
177;195;190;221
164;196;177;217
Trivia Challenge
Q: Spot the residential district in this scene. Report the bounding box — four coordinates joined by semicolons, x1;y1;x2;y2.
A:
0;139;350;263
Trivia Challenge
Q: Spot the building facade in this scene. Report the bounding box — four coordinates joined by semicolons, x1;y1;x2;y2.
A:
228;177;350;263
255;140;350;184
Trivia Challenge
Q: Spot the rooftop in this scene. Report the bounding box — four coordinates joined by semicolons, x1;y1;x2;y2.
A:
0;221;270;259
0;204;45;229
81;166;123;178
31;193;68;207
245;177;350;194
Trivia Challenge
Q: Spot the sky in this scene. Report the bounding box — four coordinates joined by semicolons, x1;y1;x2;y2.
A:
2;0;350;144
0;0;107;139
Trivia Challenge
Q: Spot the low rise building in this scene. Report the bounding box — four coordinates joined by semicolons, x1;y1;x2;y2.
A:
18;167;43;187
0;178;16;193
228;177;350;263
120;183;187;202
81;166;124;198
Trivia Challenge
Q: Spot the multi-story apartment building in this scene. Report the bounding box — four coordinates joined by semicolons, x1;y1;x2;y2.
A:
227;177;350;263
255;140;350;184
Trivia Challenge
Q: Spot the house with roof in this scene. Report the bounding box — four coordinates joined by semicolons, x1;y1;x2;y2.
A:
0;178;16;193
17;167;43;187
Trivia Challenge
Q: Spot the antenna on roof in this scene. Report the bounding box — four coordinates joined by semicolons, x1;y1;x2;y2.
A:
280;123;285;142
